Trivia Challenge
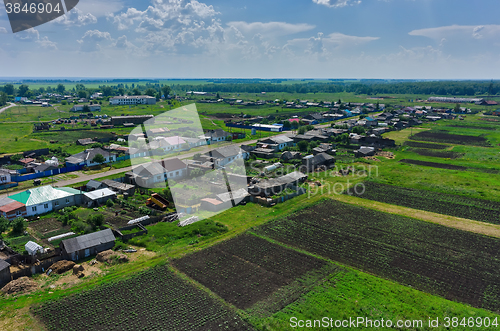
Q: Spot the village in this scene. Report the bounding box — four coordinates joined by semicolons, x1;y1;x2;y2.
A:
0;93;467;293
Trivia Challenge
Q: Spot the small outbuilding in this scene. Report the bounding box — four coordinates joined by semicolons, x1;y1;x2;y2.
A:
0;259;11;288
60;229;116;261
82;188;116;207
25;241;44;256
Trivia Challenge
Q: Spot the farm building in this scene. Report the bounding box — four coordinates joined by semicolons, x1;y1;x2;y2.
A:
101;179;135;196
302;153;335;172
249;171;307;197
0;259;11;288
0;169;12;184
82;188;116;207
111;115;154;126
86;179;105;191
9;185;80;217
250;148;275;159
199;129;232;144
60;229;116;261
258;135;294;151
0;197;27;220
109;96;156;106
280;151;302;162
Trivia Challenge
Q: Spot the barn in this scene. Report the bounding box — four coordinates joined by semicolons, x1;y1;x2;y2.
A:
60;229;116;261
0;259;11;288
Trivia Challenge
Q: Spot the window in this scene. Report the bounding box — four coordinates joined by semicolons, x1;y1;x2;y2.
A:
16;210;21;216
55;201;59;206
176;171;179;176
66;198;70;204
44;203;48;209
0;176;5;181
32;206;37;212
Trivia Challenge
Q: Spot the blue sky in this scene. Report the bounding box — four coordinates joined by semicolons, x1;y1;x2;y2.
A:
0;0;499;79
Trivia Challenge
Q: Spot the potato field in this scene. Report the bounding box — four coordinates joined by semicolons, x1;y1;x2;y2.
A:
256;199;500;311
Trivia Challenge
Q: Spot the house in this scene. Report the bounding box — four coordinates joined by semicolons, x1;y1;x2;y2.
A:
160;158;187;180
249;171;307;197
258;135;294;151
83;188;116;207
293;134;315;143
86;179;105;191
302;153;335;171
0;169;11;184
355;146;376;157
0;197;27;220
19;158;36;167
157;136;188;152
60;229;116;261
305;113;325;123
65;148;117;167
0;259;11;288
9;185;80;217
70;104;101;112
109;95;156;105
126;162;166;187
34;163;58;173
206;145;249;167
200;129;232;144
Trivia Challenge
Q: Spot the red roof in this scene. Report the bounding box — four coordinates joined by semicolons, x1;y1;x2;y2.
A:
288;118;300;122
0;201;25;213
201;198;223;205
19;158;35;164
486;100;498;105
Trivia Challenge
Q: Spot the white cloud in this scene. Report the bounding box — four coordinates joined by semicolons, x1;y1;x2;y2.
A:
0;27;8;34
312;0;361;8
226;22;315;38
409;25;500;41
76;0;124;17
53;8;97;26
36;36;57;50
14;28;39;41
78;29;112;52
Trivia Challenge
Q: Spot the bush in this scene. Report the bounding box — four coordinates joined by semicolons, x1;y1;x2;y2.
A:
11;217;25;235
106;199;115;207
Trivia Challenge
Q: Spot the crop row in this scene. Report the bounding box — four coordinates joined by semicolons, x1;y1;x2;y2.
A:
404;141;448;149
32;265;253;331
173;234;327;310
399;159;467;170
410;149;463;159
255;200;500;311
410;131;490;146
347;181;500;224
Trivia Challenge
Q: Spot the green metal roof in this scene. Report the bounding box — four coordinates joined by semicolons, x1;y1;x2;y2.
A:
10;185;75;206
56;187;82;195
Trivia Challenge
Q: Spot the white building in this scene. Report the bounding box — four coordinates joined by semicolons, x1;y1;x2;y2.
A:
0;169;11;184
71;104;102;112
109;95;156;105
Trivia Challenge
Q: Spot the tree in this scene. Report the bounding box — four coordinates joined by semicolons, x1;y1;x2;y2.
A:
78;90;87;98
145;88;156;97
102;86;114;97
57;84;66;94
0;216;9;238
298;126;307;134
161;85;171;98
11;217;25;235
454;103;461;113
193;153;202;160
216;92;220;99
92;154;105;165
82;105;90;112
298;140;309;151
18;85;29;97
3;84;14;95
0;92;7;106
352;126;365;134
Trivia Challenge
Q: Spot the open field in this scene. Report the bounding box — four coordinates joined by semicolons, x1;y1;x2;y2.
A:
410;130;491;146
33;264;252;331
173;234;329;310
348;181;500;224
256;199;500;311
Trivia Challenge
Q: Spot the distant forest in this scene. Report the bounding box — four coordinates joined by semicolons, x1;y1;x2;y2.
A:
173;81;500;96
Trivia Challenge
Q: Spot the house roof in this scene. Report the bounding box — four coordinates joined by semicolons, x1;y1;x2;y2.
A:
0;197;16;208
161;158;187;172
133;162;166;177
163;136;187;146
312;153;334;164
19;158;35;164
0;200;25;213
34;164;58;173
66;148;114;164
101;179;135;191
10;185;75;206
253;171;307;190
209;145;243;159
263;135;293;144
61;228;115;254
0;259;10;271
86;180;103;190
83;188;116;200
57;187;82;195
216;188;250;203
204;129;230;139
201;198;223;206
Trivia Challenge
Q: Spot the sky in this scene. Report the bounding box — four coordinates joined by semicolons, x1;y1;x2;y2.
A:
0;0;499;79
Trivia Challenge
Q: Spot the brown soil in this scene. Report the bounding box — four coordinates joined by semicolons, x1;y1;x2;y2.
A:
376;151;394;159
1;276;38;295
